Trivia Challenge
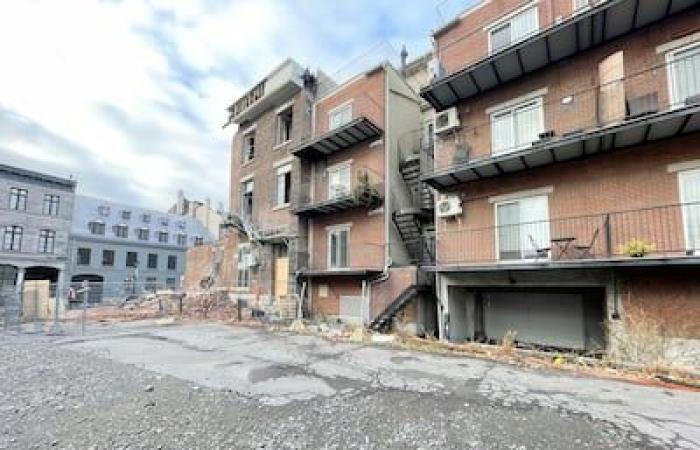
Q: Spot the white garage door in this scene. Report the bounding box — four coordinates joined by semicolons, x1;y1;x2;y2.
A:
483;292;585;350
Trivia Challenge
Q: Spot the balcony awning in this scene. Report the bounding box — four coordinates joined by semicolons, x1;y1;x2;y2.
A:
293;117;382;159
421;0;700;111
422;104;700;189
297;268;383;277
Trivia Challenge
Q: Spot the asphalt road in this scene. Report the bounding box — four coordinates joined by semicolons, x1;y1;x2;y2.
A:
1;321;698;449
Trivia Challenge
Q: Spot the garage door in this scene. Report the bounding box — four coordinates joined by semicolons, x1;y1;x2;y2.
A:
483;292;585;350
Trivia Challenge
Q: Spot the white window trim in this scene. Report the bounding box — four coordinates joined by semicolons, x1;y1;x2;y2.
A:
489;95;545;155
328;100;354;130
493;194;550;262
572;0;591;13
485;1;539;53
240;173;254;183
668;159;700;173
276;100;294;114
489;186;553;204
276;163;292;175
274;164;292;208
241;124;256;135
327;162;353;198
665;40;700;108
273;156;294;169
327;224;351;269
486;87;548;115
656;32;700;55
677;168;700;252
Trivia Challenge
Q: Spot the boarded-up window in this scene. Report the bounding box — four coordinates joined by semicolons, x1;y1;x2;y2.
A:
598;51;625;125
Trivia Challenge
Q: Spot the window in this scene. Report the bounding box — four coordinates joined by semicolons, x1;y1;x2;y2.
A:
8;188;27;211
77;247;91;265
241;179;254;217
242;131;255;163
102;249;115;267
236;246;251;288
275;165;292;206
328;103;352;130
328;164;351;199
3;226;23;251
160;217;169;226
489;6;538;53
126;251;138;268
88;221;106;235
147;253;158;269
97;205;110;217
121;210;131;220
167;255;177;270
177;220;186;230
679;168;700;252
328;227;349;269
145;277;157;292
496;195;549;261
166;278;176;289
38;229;55;253
491;97;544;155
276;105;293;145
42;194;60;216
667;42;700;107
194;236;204;246
141;213;151;223
137;228;149;241
573;0;590;12
158;231;169;243
177;233;187;246
113;224;128;238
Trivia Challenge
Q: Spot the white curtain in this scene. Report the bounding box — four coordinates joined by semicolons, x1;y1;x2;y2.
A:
497;202;521;260
511;7;538;43
491;110;513;154
672;46;700;106
519;196;550;259
681;171;700;250
514;101;543;148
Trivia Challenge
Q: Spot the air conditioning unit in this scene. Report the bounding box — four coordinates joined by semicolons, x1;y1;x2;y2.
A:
435;107;460;135
436;195;462;218
428;57;446;82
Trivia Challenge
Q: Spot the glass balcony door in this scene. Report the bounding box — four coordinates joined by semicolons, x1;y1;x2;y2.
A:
496;195;550;261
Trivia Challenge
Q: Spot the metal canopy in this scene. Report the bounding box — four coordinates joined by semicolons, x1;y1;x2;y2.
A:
421;0;700;111
294;189;383;217
293;117;382;159
421;105;700;189
298;268;383;277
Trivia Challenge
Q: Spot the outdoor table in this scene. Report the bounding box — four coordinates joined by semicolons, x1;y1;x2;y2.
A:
551;237;576;259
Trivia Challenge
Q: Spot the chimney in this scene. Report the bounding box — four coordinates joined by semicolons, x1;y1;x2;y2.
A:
176;189;185;215
400;45;408;77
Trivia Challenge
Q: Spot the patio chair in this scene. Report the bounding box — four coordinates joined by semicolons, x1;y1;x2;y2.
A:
528;235;550;260
574;228;599;258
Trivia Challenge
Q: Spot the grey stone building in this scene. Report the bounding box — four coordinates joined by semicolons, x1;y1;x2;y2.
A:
0;163;76;297
67;195;213;302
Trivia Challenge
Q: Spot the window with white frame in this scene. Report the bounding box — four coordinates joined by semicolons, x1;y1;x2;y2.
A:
495;195;549;261
241;179;254;217
667;42;700;107
137;228;149;240
328;164;351;199
113;224;128;238
3;226;23;251
88;221;105;235
489;5;538;53
328;103;352;130
177;233;187;246
491;97;544;155
158;231;169;244
679;168;700;252
573;0;590;12
275;164;292;206
236;245;251;288
42;194;60;216
242;130;255;163
276;105;293;145
328;226;349;269
38;229;55;253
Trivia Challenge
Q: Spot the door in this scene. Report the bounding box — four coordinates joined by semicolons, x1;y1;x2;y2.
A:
496;196;549;260
598;51;625;125
680;169;700;251
273;256;289;298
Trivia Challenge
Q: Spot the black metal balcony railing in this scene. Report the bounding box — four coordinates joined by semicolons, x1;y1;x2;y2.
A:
293;167;384;216
436;202;700;267
420;56;700;189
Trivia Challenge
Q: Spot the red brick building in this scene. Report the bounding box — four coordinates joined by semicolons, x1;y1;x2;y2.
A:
420;0;700;360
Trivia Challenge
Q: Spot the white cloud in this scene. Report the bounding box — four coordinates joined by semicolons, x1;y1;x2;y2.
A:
0;0;445;211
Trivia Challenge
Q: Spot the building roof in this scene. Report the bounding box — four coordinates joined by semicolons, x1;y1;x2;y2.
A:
0;163;76;189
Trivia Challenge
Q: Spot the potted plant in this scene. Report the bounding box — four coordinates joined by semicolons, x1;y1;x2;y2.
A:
619;238;655;258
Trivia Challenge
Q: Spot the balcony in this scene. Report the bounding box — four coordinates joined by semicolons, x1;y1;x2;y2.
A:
293;93;384;160
226;59;305;125
422;0;699;111
422;58;700;189
296;244;385;277
293;168;383;217
432;202;700;271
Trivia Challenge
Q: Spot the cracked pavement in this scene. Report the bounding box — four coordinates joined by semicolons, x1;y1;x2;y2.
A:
1;321;698;449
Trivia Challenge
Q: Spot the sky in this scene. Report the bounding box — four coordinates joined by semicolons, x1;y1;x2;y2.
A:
0;0;474;212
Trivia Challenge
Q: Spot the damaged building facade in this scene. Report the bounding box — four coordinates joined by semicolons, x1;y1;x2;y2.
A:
420;0;700;360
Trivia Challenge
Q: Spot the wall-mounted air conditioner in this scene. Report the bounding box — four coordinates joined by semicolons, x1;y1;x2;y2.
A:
435;107;460;135
436;195;462;218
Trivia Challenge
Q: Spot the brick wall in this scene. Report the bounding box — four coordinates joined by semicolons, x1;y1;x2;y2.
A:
369;266;417;319
310;276;362;317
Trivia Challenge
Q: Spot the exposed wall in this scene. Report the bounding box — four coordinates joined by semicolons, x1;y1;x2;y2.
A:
309;276;363;319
